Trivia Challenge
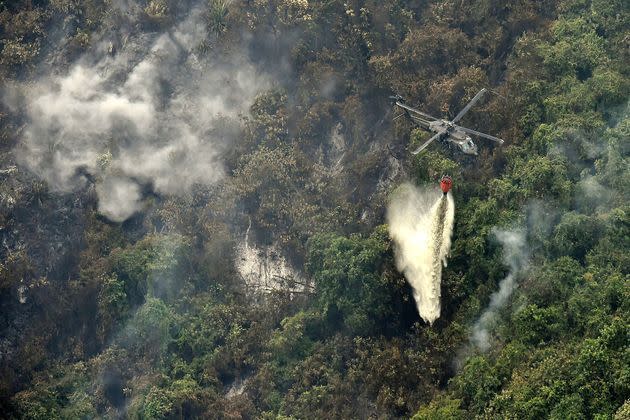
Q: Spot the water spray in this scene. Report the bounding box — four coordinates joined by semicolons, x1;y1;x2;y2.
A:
387;178;455;325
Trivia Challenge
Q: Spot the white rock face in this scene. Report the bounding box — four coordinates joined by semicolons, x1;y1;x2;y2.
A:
329;122;346;173
235;222;307;296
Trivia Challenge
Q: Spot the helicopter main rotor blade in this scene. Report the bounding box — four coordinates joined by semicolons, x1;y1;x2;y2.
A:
451;88;487;123
395;101;438;122
458;125;505;144
411;131;443;154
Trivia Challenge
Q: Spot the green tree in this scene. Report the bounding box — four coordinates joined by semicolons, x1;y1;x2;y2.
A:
412;396;467;420
306;226;406;335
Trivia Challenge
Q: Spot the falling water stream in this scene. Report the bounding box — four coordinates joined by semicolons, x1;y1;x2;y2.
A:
387;184;455;324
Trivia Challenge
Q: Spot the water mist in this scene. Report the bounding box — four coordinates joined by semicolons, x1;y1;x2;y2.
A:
387;183;455;325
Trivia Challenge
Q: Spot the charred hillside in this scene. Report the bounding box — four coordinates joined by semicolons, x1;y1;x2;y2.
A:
0;0;628;418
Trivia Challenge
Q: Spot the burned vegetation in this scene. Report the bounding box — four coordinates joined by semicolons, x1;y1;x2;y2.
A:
0;0;628;418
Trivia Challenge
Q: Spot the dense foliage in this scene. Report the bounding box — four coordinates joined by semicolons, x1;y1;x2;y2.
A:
0;0;628;418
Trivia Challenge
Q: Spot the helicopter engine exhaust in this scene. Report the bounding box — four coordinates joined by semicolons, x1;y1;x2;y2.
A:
387;182;455;325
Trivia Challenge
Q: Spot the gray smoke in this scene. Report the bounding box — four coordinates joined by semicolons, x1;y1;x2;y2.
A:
11;7;269;221
470;228;529;351
95;176;143;222
387;183;454;325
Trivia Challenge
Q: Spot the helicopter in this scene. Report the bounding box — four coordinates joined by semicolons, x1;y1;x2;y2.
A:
391;88;505;155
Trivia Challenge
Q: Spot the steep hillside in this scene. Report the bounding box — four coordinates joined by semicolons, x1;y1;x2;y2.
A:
0;0;627;418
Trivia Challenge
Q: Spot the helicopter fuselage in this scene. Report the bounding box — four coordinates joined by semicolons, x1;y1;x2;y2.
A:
428;120;478;155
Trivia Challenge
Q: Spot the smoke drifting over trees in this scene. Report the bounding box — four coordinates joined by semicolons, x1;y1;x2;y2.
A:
470;228;528;351
11;6;268;221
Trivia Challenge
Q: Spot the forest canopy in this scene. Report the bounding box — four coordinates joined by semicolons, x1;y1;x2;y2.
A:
0;0;628;418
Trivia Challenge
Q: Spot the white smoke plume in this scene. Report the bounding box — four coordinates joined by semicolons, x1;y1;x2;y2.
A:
10;7;269;222
95;176;143;222
387;183;455;325
470;228;529;351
